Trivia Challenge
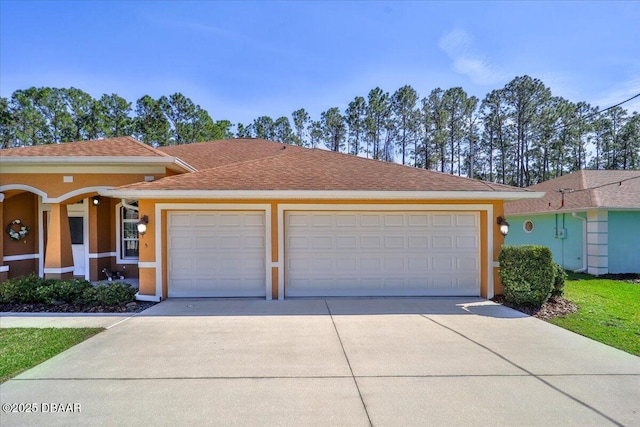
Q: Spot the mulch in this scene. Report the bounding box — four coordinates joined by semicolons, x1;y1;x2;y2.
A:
491;295;578;321
0;301;157;314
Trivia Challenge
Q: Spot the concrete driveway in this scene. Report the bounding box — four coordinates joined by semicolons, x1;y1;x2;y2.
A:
1;298;639;426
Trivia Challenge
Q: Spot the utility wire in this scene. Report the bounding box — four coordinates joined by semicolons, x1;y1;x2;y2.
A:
558;174;640;194
548;91;640;133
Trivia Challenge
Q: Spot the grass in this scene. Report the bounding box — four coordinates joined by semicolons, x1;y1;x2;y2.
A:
549;273;640;356
0;328;103;383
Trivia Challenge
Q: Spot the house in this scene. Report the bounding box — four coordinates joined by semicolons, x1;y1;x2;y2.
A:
1;137;543;301
504;170;640;275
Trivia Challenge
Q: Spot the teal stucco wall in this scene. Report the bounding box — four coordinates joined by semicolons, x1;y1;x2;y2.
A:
608;211;640;273
505;213;584;271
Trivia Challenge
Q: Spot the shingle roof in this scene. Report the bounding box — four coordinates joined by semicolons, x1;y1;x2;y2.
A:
117;145;531;193
0;136;172;158
505;170;640;214
158;139;303;170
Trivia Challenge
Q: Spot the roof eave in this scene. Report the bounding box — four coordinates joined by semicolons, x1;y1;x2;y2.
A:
0;156;196;173
507;205;640;215
100;189;546;201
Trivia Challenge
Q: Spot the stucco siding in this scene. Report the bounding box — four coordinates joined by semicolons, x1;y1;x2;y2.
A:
608;211;640;273
506;213;584;271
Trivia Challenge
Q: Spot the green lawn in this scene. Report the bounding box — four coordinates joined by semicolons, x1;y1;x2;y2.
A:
0;328;103;383
549;274;640;356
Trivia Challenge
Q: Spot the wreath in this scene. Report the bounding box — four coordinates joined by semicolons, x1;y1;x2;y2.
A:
6;219;29;241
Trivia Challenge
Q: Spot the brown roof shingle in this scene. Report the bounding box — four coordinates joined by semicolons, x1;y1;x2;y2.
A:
505;170;640;214
158;139;303;170
0;137;172;158
117;146;531;192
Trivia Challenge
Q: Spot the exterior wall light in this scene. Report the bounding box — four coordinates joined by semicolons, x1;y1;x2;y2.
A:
497;216;510;236
91;195;101;206
137;215;149;236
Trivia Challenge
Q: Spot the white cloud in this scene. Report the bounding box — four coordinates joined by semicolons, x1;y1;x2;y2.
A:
592;77;640;114
438;28;506;86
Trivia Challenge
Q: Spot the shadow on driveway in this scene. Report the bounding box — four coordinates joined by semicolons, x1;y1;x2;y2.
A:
135;297;530;318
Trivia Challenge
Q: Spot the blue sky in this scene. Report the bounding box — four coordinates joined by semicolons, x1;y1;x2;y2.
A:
1;1;639;125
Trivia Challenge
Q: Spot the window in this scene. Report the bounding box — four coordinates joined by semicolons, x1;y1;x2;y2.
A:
121;205;139;259
68;217;84;244
523;220;534;233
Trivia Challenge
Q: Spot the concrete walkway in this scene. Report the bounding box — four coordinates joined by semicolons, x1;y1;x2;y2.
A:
1;298;639;426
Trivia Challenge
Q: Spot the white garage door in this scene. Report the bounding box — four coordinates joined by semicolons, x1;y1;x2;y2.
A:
285;211;480;297
168;211;266;297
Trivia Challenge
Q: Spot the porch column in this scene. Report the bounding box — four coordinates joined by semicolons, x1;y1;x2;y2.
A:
44;203;74;279
0;193;7;282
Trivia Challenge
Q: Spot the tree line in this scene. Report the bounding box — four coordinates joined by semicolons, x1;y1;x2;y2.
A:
1;76;638;187
0;88;233;149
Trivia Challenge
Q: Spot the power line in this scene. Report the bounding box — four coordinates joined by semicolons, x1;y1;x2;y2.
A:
558;173;640;194
549;91;640;133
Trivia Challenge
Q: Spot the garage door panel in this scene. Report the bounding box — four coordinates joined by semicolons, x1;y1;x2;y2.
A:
285;211;480;297
456;214;477;227
433;235;453;249
168;211;266;298
456;235;478;249
312;215;332;227
336;214;357;227
408;214;429;226
311;236;333;249
432;214;453;227
169;213;191;227
457;257;479;270
361;236;381;248
360;214;381;227
384;236;405;248
409;236;429;248
384;214;405;227
336;236;358;249
170;236;193;250
336;257;357;270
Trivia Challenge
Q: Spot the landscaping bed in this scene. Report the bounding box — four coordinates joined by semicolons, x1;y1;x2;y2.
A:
0;274;156;314
492;294;578;321
0;301;156;313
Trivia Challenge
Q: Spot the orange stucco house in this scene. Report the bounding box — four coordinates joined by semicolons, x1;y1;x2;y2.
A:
0;137;543;301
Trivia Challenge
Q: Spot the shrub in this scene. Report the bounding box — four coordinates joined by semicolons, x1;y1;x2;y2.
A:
81;283;136;306
498;245;556;307
551;263;567;298
0;274;45;304
1;275;135;307
36;279;92;304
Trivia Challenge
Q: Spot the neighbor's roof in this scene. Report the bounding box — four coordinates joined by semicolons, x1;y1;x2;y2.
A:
158;139;304;170
0;137;195;172
106;143;542;200
505;170;640;214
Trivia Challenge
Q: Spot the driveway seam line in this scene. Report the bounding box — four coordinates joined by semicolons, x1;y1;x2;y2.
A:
420;314;626;427
12;372;639;381
324;299;373;427
105;316;134;329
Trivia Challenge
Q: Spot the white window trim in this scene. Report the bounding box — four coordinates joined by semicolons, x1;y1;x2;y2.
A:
116;202;140;265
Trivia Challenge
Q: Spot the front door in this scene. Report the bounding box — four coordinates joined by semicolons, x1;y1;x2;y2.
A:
68;216;85;277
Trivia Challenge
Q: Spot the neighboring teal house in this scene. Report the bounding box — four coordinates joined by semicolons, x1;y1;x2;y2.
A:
504;170;640;275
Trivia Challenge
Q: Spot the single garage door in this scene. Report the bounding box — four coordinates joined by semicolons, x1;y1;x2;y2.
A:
168;211;266;297
285;211;480;297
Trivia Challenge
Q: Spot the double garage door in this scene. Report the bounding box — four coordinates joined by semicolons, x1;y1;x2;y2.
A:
168;210;480;298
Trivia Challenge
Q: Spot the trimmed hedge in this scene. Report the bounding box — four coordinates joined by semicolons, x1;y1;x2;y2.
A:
0;275;136;306
498;245;556;307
